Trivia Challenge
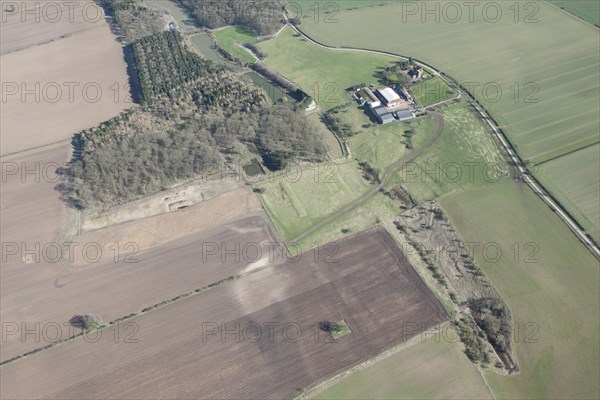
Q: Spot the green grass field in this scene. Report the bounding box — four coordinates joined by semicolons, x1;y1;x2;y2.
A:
349;115;438;173
259;111;442;248
549;0;600;26
536;144;600;242
299;1;599;162
411;76;455;107
293;180;405;251
440;179;600;399
392;102;507;203
299;0;600;247
253;9;599;398
330;104;377;136
317;327;493;399
256;161;372;241
214;26;256;63
258;27;397;109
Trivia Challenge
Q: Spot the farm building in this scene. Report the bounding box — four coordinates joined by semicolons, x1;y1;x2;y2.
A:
376;87;403;108
370;105;395;124
398;87;413;102
409;67;424;80
395;110;415;121
363;87;379;103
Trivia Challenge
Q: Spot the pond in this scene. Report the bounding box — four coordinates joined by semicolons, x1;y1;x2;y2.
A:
242;71;289;103
242;158;265;177
145;0;295;106
189;33;233;66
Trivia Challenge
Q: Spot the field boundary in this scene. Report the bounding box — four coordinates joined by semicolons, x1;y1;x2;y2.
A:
284;18;600;259
0;233;279;367
545;0;600;28
0;138;71;160
534;140;600;167
294;324;440;400
292;226;450;398
288;112;444;244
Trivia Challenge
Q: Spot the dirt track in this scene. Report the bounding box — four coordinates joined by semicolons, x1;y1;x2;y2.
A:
291;112;444;243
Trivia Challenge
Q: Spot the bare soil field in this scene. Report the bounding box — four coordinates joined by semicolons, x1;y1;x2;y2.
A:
0;24;130;156
1;150;268;363
70;186;262;266
80;177;249;232
0;144;72;288
0;227;447;399
0;211;275;362
0;1;104;54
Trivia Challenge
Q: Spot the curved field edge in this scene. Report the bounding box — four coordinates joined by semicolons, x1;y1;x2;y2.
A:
214;26;257;63
257;27;399;110
296;0;600;246
314;326;493;400
252;21;599;397
439;180;599;399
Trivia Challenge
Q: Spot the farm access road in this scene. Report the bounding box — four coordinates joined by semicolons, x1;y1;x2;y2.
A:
283;17;600;259
290;112;445;244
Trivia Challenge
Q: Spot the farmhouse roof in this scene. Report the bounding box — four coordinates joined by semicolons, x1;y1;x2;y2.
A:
377;87;401;103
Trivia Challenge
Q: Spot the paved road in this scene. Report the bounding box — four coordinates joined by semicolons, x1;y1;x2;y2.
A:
290;112;445;244
283;18;600;259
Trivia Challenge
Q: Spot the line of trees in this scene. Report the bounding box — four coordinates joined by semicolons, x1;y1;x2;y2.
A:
62;10;327;209
177;0;286;35
130;31;267;111
455;317;491;364
100;0;164;43
68;102;327;208
132;31;219;102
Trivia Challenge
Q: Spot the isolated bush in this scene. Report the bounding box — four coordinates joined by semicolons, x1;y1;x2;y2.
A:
69;315;102;331
319;321;342;334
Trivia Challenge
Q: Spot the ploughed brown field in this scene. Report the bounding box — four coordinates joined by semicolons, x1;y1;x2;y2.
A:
0;227;447;399
0;145;72;296
0;212;275;363
0;1;105;54
0;14;130;156
0;145;271;362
